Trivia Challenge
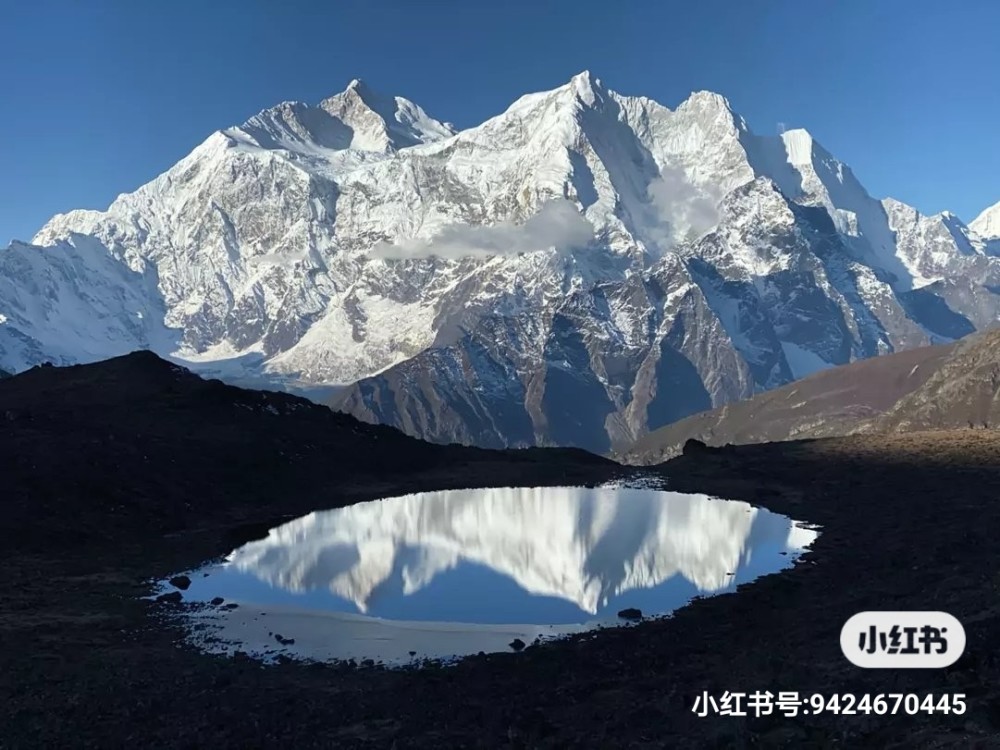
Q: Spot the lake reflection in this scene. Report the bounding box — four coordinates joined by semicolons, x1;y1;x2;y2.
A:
184;486;816;629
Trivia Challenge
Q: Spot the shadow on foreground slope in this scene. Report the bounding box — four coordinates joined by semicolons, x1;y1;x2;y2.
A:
0;351;614;554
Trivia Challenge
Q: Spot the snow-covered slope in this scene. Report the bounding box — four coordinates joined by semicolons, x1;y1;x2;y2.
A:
972;201;1000;237
972;201;1000;256
0;237;176;372
5;72;1000;451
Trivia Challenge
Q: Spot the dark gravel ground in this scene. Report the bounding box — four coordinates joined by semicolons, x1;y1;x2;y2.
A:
4;355;1000;748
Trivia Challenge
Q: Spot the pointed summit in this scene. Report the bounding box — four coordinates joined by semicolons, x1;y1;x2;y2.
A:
566;70;615;109
781;128;817;166
219;78;454;155
314;79;453;151
569;70;606;105
674;90;747;139
971;200;1000;239
341;78;377;105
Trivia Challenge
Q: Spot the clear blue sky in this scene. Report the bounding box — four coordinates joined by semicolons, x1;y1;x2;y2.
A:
3;0;998;244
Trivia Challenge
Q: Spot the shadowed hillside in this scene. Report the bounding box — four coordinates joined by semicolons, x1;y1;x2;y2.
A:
0;352;611;552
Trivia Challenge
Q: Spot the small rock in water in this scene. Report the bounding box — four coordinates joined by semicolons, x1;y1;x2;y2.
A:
408;651;416;657
156;591;183;604
274;633;295;646
169;575;191;591
210;597;225;606
223;603;239;610
617;607;643;620
509;638;526;652
361;658;375;668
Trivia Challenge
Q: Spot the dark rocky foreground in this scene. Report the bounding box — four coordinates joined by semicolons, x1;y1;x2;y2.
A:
4;354;1000;748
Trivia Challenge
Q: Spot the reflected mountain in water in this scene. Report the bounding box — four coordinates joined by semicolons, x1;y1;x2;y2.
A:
223;487;816;619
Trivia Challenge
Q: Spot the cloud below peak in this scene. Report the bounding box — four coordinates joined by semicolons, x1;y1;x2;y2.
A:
371;199;593;260
645;166;722;249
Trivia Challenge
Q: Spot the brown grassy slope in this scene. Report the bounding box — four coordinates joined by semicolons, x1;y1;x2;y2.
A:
878;328;1000;430
623;339;958;464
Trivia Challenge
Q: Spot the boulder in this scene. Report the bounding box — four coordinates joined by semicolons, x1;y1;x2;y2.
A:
682;438;709;456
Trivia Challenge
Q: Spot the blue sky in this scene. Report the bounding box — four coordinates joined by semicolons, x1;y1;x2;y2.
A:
3;0;998;244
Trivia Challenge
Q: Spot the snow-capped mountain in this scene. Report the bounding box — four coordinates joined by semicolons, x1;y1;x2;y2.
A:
972;200;1000;256
224;486;815;617
4;72;1000;451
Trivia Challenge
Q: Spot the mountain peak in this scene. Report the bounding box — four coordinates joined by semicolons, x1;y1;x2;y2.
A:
971;200;1000;239
780;128;818;165
675;90;747;135
314;79;453;151
322;78;381;113
683;90;732;109
340;77;377;105
568;69;607;106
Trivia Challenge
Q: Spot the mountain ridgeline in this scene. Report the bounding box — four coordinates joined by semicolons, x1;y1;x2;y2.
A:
3;73;1000;453
623;327;1000;465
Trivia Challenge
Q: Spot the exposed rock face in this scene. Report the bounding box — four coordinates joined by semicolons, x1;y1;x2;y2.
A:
3;73;1000;452
622;328;1000;465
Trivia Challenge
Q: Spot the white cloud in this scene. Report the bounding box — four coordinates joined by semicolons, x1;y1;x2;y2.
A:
645;166;721;248
370;199;593;260
247;249;310;270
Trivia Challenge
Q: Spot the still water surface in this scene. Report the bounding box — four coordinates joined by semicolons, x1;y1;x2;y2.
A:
175;486;818;662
